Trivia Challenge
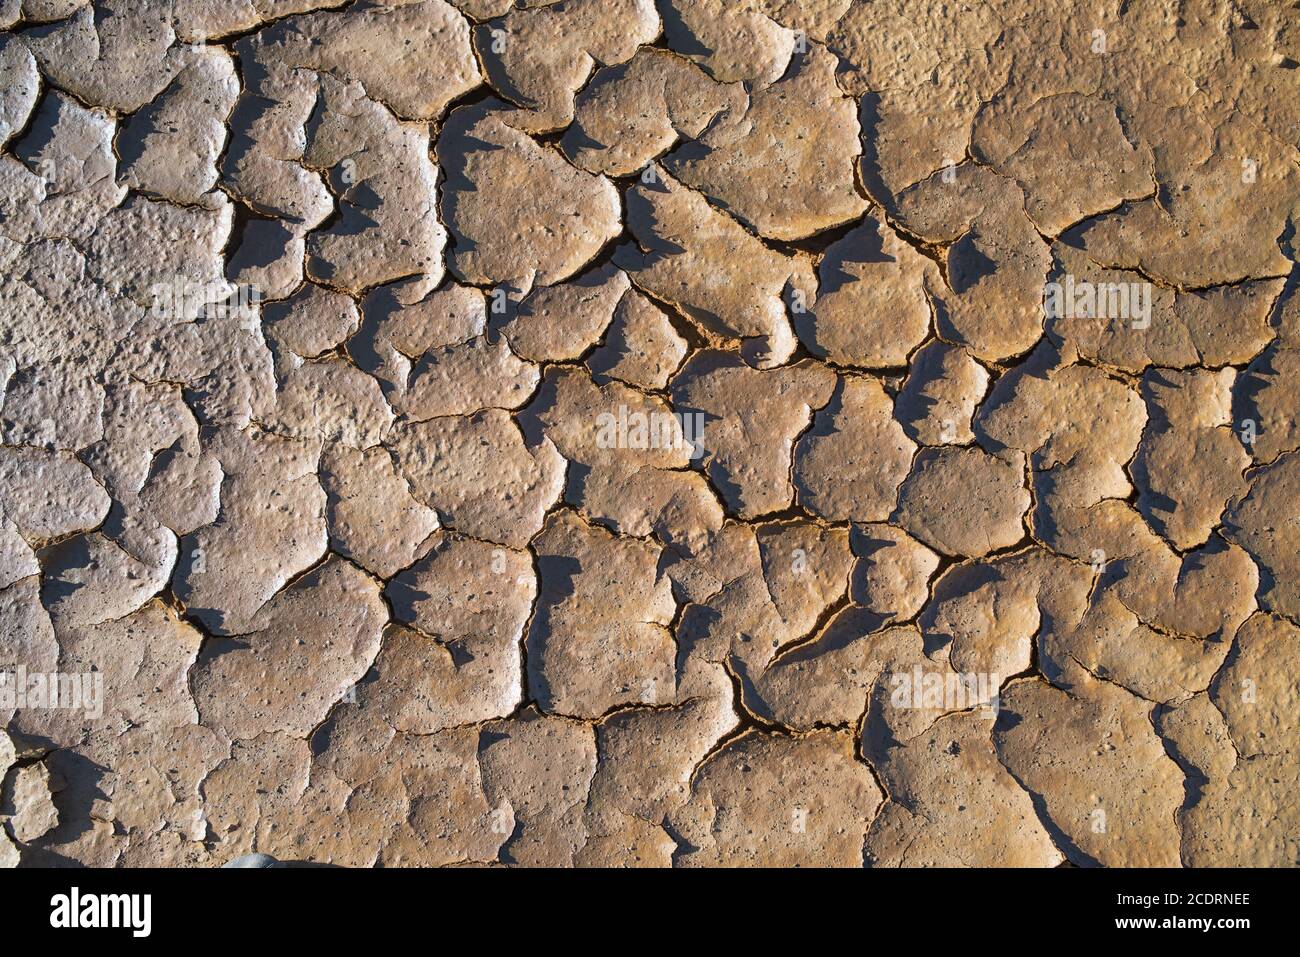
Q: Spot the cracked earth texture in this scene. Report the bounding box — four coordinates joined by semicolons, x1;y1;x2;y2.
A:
0;0;1297;869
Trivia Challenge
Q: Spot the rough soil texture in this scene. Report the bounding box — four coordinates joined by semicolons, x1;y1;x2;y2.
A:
0;0;1297;868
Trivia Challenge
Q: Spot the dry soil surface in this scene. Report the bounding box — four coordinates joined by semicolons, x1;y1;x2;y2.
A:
0;0;1297;868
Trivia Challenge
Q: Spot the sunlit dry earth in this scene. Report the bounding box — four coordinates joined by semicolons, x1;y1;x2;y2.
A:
0;0;1297;868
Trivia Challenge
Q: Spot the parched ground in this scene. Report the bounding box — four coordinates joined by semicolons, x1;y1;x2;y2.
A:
0;0;1297;868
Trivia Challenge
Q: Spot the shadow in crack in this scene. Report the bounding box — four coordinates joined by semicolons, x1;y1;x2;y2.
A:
523;551;583;713
947;229;997;295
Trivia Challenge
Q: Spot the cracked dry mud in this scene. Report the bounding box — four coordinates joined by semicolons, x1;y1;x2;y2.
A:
0;0;1297;870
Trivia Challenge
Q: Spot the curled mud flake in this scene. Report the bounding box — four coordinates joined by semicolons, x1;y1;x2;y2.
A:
561;48;745;179
663;45;867;242
249;1;480;121
118;47;239;209
302;77;446;295
172;427;328;637
381;534;534;730
21;2;191;112
850;524;939;622
440;100;621;294
1224;451;1300;623
190;557;387;740
673;521;850;675
668;729;882;867
587;288;688;390
671;352;836;519
972;91;1154;238
390;409;565;549
866;708;1062;868
265;283;360;370
828;0;1004;200
993;677;1185;868
521;366;722;552
478;706;597;866
493;263;628;364
892;164;1051;363
657;0;799;88
797;216;935;368
895;341;989;447
2;761;61;843
321;445;440;580
8;90;126;244
0;37;38;150
893;446;1031;559
526;510;676;720
793;375;915;523
474;0;658;133
1132;368;1250;552
615;171;805;369
1210;613;1300;760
